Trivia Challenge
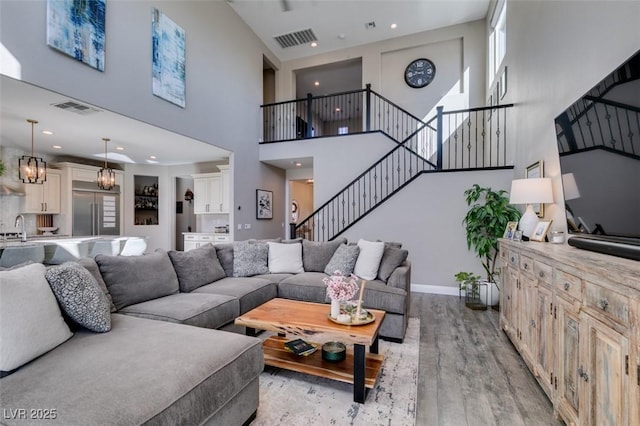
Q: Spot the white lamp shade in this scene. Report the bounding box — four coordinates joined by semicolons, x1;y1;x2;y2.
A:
562;173;581;201
509;178;554;205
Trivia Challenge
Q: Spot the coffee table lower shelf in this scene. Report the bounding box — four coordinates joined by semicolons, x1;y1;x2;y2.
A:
263;335;384;388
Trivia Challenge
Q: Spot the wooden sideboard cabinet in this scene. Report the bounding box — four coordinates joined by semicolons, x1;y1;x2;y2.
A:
499;239;640;426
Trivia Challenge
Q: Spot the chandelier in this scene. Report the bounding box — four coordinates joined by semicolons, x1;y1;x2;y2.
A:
97;138;115;190
18;119;47;184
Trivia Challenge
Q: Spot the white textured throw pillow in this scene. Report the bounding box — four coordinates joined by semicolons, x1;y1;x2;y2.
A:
268;242;304;274
353;239;385;280
0;263;73;373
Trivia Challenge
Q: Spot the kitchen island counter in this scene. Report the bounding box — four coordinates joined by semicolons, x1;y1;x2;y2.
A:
0;236;148;267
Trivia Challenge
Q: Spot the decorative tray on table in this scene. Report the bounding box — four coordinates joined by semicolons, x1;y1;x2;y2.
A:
327;310;375;326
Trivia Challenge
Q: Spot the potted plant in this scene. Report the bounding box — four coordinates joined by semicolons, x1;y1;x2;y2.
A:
459;184;521;307
454;271;486;310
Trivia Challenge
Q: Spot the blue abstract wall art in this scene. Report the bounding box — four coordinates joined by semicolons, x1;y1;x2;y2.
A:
152;8;186;108
47;0;106;71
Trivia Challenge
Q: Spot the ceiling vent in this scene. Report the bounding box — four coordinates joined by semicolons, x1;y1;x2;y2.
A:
273;28;317;49
52;100;102;115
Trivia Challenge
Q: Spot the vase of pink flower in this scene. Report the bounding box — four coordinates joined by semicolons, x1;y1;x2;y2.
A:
323;271;359;319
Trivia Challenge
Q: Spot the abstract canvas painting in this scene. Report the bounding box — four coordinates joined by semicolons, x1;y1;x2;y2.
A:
152;8;186;108
47;0;106;71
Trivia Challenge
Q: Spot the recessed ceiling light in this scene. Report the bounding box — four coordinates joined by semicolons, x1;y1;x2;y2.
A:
116;146;124;151
149;155;157;160
390;23;398;29
314;81;320;86
337;33;346;40
42;130;54;135
310;42;317;47
335;107;341;112
295;162;302;167
52;145;62;149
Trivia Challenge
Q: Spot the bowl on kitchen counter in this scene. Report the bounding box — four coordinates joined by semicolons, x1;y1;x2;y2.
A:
37;227;58;236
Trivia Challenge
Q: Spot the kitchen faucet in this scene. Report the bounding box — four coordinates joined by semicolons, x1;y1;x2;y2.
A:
15;215;27;242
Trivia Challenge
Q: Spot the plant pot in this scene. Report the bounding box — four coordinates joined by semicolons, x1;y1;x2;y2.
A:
480;281;500;307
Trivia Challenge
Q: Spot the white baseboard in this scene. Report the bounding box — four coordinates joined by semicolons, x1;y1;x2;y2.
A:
410;284;460;296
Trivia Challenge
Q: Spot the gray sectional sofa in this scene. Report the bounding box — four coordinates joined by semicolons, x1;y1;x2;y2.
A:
0;237;410;425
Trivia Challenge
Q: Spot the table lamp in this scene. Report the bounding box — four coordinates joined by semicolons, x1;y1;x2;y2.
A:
509;178;554;237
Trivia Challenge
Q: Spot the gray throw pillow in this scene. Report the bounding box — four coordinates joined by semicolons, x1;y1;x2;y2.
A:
377;246;409;282
233;241;269;277
215;244;234;277
96;251;179;310
168;244;226;292
76;257;117;313
324;244;360;276
302;237;347;272
45;262;111;333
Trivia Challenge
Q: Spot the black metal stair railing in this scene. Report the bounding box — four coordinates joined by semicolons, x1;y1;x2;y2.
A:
292;125;436;241
261;84;427;144
292;103;514;242
425;104;514;170
557;97;640;159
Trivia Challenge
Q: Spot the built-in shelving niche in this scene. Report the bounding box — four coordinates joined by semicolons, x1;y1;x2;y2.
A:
134;175;158;225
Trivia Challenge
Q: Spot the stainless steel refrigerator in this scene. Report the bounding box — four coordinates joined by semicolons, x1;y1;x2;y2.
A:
72;181;121;236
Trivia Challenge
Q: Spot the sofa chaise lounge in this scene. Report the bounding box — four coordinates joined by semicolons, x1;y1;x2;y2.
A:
0;237;410;425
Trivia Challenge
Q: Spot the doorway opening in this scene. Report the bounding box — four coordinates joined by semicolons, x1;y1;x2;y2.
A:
175;176;195;251
289;178;314;240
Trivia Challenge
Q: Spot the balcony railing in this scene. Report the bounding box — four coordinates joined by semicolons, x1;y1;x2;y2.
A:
263;86;515;241
261;84;426;144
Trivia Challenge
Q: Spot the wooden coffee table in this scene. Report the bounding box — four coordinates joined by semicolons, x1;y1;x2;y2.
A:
235;298;385;403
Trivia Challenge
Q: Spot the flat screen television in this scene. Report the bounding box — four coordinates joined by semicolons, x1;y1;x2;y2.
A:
555;50;640;261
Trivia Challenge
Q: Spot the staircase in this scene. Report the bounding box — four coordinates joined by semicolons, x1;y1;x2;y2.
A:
261;87;514;242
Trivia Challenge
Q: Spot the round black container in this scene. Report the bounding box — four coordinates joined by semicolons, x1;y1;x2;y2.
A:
322;341;346;362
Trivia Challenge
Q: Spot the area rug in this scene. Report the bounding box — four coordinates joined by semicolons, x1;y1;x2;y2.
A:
253;318;419;426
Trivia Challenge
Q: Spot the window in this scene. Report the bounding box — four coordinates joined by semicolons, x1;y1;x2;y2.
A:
338;126;349;135
489;0;507;85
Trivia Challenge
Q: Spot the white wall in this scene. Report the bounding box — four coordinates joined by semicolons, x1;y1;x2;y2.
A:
503;1;640;232
278;20;487;118
261;132;400;207
0;0;285;242
341;169;514;290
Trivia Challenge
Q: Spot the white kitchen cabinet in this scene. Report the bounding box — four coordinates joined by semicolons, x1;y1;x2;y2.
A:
183;233;231;251
24;170;61;214
192;166;229;214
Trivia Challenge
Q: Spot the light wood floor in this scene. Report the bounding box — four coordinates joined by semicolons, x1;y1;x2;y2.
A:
410;293;563;426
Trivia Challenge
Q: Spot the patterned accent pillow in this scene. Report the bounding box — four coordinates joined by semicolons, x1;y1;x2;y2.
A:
324;244;360;276
233;241;269;277
45;262;111;333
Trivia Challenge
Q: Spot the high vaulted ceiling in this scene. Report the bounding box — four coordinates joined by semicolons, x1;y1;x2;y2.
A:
228;0;491;62
0;1;491;167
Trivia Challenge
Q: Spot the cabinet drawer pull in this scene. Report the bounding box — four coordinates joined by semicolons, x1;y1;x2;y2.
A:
538;271;544;278
598;299;609;311
563;282;570;291
510;256;515;263
523;263;529;270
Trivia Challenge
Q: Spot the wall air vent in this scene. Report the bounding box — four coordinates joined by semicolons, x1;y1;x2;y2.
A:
273;28;317;49
52;100;102;115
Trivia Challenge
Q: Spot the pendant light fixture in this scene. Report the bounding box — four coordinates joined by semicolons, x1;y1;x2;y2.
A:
18;119;47;184
97;137;116;190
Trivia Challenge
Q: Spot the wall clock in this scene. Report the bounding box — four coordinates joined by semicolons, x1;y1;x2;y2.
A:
404;58;436;88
